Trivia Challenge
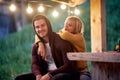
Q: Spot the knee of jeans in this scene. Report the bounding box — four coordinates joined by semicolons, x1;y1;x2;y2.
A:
52;73;73;80
80;75;91;80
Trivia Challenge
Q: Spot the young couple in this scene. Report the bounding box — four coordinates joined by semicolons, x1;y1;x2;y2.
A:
15;14;91;80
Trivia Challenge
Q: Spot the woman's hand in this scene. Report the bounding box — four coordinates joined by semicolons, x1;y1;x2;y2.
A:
38;42;46;59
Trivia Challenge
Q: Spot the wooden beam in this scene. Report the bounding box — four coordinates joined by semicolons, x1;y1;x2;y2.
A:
67;52;120;63
90;0;106;52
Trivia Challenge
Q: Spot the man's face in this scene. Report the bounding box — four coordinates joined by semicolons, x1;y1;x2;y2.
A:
34;19;48;39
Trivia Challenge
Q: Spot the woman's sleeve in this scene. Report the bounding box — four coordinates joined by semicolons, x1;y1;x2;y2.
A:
59;30;75;42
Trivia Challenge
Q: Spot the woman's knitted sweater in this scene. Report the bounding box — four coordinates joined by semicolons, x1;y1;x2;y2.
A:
59;30;87;69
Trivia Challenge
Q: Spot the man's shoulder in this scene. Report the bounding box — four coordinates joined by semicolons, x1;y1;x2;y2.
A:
52;32;74;51
54;33;72;46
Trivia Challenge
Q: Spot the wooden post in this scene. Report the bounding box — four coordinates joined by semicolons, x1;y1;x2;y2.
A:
90;0;106;52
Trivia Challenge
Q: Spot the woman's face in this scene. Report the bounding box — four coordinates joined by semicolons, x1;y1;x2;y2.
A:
64;19;75;33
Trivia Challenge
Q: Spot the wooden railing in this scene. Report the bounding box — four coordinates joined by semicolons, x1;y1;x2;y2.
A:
67;51;120;80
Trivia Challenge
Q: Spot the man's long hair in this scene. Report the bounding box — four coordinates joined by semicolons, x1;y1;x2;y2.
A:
32;15;53;46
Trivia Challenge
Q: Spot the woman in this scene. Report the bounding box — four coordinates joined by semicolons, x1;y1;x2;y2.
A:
35;16;91;80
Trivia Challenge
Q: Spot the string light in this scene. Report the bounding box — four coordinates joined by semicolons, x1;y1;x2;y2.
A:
8;1;81;17
9;1;17;12
60;4;67;10
26;4;33;14
74;7;80;15
52;10;59;17
38;5;45;13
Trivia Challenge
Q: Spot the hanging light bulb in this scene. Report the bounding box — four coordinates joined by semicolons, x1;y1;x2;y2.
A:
52;10;59;18
9;3;16;12
38;5;45;13
26;4;33;14
74;8;80;15
60;4;67;10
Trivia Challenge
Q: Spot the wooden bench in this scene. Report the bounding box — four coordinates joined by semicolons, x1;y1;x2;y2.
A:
67;51;120;80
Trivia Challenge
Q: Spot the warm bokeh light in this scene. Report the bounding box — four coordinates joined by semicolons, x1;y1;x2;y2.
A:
60;4;67;10
8;2;80;16
26;6;33;14
52;10;59;17
9;4;16;12
70;11;73;14
38;5;45;12
74;8;80;15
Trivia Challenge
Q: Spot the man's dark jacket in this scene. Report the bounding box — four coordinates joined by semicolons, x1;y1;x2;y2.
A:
32;32;77;76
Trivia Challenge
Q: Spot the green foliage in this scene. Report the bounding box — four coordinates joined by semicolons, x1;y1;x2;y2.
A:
80;0;91;51
0;24;35;80
0;0;120;80
106;0;120;51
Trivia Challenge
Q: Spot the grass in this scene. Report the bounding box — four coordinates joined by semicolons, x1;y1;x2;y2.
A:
0;23;92;80
0;24;35;80
0;21;119;80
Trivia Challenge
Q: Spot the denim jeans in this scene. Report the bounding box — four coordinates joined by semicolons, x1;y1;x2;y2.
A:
79;68;91;80
51;73;75;80
80;74;91;80
15;72;77;80
15;73;35;80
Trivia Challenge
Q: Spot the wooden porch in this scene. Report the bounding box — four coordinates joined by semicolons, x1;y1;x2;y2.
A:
67;0;120;80
67;52;120;80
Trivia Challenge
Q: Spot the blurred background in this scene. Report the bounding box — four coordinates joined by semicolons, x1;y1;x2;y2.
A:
0;0;120;80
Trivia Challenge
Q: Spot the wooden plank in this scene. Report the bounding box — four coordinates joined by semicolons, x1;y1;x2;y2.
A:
67;52;120;62
91;62;120;80
92;62;109;80
90;0;106;52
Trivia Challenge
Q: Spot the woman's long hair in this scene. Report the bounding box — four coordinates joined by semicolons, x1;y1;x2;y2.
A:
64;16;84;34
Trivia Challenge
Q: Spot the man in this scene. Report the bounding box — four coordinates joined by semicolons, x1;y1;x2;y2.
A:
32;15;78;80
15;15;78;80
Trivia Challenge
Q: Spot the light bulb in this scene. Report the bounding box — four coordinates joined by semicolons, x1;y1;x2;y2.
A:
38;5;45;12
26;6;33;14
74;8;80;15
60;4;66;10
9;4;16;12
52;10;59;17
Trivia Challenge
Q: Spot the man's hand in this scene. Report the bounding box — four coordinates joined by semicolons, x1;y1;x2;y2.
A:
38;42;46;59
40;73;51;80
36;74;42;80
